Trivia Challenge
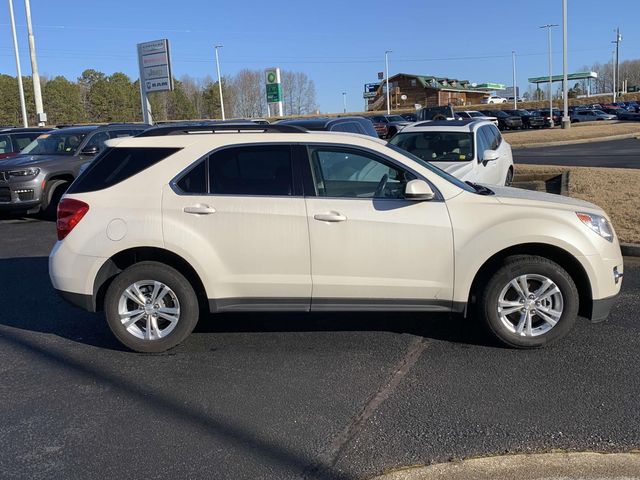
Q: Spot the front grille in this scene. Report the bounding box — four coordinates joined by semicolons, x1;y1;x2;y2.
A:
0;186;10;202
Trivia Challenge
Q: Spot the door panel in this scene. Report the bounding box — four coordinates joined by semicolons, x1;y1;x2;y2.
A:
162;144;312;309
304;145;454;308
306;197;454;305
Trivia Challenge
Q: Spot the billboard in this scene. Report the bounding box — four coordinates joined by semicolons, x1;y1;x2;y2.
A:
137;39;173;93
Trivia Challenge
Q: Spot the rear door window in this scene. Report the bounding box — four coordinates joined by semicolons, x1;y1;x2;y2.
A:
0;135;11;154
209;145;293;196
68;147;180;193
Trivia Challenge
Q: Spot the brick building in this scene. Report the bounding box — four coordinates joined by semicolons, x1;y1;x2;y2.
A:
366;73;493;111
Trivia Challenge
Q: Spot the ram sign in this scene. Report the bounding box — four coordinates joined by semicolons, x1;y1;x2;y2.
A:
137;39;174;93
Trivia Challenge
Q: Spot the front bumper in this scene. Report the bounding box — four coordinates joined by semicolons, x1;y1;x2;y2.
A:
0;178;43;210
590;294;619;323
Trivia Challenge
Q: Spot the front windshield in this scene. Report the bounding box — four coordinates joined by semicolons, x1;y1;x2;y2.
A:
21;131;88;156
390;131;474;163
468;111;484;117
386;115;406;122
386;142;475;193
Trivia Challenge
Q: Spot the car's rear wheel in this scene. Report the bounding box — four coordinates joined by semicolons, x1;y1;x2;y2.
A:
477;255;578;348
104;262;200;352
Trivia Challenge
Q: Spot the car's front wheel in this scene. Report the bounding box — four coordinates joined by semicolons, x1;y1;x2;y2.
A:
477;255;578;348
104;262;200;352
505;167;514;186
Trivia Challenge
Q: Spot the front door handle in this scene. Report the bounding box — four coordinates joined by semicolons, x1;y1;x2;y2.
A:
183;204;216;215
314;212;347;222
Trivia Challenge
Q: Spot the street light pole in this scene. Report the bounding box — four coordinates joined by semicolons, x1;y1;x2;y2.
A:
511;51;517;109
612;28;621;102
540;24;558;127
8;0;27;127
24;0;45;126
385;50;392;115
214;45;225;120
561;0;570;129
342;91;347;113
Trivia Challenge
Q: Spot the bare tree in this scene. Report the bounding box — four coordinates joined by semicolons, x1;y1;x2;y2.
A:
231;69;265;118
281;70;317;116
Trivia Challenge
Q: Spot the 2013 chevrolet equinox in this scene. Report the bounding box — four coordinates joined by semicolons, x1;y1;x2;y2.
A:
49;124;624;352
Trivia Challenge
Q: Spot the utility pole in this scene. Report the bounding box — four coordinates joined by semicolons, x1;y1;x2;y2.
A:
385;50;392;115
540;24;558;127
561;0;570;129
612;28;621;102
342;91;347;113
511;51;517;109
24;0;45;126
8;0;27;127
611;49;616;102
214;45;226;120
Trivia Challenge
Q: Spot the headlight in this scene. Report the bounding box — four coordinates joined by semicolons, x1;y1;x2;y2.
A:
576;212;614;242
8;168;40;178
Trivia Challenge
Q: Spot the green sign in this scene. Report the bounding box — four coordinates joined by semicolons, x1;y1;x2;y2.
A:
267;71;277;84
266;83;282;103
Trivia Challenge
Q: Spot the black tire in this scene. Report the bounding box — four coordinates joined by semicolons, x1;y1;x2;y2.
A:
40;180;69;220
477;255;579;348
104;262;200;353
505;167;514;186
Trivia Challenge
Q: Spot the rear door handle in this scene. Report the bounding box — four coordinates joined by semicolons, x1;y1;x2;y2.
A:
314;212;347;222
183;204;216;215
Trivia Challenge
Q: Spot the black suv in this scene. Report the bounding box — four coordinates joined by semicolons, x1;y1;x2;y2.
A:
480;110;523;130
276;117;378;137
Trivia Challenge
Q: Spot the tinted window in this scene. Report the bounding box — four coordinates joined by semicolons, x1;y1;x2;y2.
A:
390;131;474;162
309;147;414;199
476;127;492;161
68;147;179;193
488;125;502;149
13;133;43;151
331;122;361;134
176;160;207;194
209;145;293;196
0;135;11;154
83;131;110;152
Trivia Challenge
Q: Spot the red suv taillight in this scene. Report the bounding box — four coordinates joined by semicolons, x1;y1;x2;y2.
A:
57;198;89;241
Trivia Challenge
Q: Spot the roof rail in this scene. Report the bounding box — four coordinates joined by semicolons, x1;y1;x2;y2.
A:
136;123;307;137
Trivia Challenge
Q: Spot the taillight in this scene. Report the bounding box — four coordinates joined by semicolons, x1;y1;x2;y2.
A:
57;198;89;241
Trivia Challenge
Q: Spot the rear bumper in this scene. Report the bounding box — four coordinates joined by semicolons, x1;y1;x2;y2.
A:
56;288;95;312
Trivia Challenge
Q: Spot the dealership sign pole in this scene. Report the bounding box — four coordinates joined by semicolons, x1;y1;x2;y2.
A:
137;39;174;125
265;68;283;117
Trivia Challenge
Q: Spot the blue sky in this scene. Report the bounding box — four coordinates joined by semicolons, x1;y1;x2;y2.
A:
1;0;638;113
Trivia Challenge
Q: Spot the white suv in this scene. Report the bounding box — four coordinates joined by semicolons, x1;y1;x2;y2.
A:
389;119;514;186
49;124;623;352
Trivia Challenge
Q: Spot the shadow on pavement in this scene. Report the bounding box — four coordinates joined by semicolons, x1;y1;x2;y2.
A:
0;256;498;352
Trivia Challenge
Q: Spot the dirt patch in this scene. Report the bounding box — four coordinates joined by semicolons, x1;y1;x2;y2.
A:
505;122;640;147
515;164;640;244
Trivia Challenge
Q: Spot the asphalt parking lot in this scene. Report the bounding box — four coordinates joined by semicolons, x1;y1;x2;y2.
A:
513;138;640;168
1;215;639;480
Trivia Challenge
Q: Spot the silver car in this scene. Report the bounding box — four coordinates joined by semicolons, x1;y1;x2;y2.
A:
570;109;617;122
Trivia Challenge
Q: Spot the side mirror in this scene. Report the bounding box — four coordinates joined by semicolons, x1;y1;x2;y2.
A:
404;179;435;201
81;145;99;156
483;149;500;162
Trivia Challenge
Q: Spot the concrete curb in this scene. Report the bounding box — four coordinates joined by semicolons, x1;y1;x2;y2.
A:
370;452;640;480
622;243;640;257
511;132;640;149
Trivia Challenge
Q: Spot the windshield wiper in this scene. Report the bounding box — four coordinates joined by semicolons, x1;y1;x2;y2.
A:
466;181;494;195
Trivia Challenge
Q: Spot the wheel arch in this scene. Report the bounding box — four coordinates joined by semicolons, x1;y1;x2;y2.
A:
466;243;593;319
93;247;208;313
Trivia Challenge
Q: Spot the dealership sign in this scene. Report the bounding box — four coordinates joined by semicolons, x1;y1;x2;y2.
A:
137;39;173;93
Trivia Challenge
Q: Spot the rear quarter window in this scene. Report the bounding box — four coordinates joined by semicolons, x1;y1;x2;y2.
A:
67;147;180;193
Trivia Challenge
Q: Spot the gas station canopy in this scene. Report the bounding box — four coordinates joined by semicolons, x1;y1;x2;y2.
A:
528;71;598;84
